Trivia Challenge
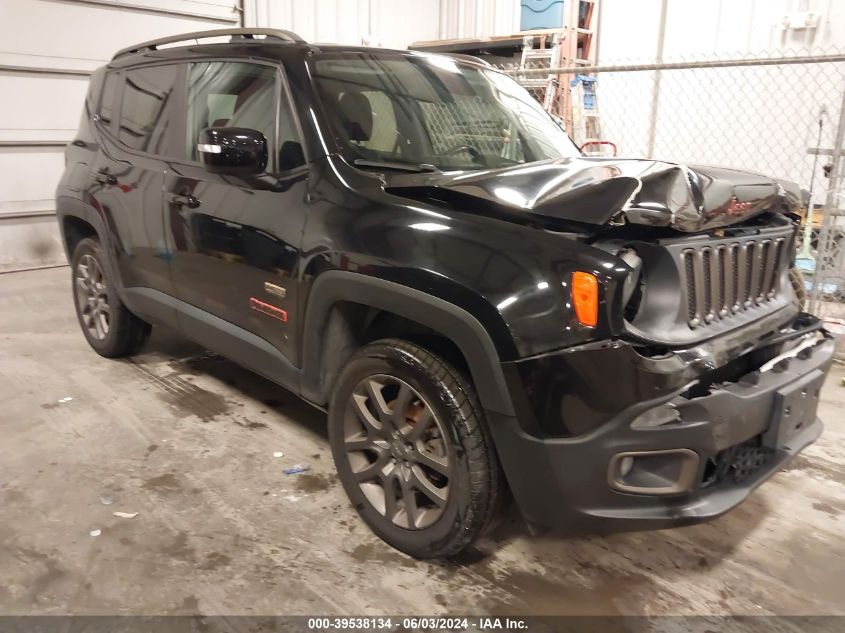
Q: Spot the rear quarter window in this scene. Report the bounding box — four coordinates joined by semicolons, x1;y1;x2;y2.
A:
98;72;118;126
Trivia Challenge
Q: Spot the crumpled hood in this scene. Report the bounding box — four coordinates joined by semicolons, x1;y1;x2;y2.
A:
385;157;803;232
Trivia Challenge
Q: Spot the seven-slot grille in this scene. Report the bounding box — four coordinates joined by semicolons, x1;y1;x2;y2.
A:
681;237;787;328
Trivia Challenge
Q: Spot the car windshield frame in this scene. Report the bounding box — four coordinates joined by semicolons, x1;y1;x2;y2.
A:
308;50;581;172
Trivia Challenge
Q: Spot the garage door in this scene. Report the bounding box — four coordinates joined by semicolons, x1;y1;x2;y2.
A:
0;0;239;272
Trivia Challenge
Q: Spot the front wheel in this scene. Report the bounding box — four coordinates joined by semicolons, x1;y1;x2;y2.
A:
329;339;501;559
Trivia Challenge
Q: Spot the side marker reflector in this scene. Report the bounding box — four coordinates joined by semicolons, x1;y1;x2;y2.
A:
572;271;598;327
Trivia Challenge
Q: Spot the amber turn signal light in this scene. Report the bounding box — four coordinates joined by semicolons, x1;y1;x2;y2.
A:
572;271;598;327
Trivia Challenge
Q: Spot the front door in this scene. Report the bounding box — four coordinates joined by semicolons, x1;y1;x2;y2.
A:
164;60;309;372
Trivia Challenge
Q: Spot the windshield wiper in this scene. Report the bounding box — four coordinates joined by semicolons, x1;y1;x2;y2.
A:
353;159;440;173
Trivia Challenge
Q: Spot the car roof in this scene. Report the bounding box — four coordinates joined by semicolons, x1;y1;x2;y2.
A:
108;28;494;71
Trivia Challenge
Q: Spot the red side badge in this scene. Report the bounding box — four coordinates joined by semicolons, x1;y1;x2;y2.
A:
250;297;288;322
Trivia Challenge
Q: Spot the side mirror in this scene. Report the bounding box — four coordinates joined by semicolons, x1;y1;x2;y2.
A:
197;127;268;177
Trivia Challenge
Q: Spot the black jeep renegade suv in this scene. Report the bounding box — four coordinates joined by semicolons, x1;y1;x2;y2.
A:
57;29;834;558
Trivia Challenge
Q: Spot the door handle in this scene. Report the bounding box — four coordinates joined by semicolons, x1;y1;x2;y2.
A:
95;171;118;185
168;193;200;209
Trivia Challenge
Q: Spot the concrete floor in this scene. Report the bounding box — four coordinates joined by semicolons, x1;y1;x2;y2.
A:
1;267;844;617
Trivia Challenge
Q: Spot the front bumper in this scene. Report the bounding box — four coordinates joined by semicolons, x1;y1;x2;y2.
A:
489;316;835;533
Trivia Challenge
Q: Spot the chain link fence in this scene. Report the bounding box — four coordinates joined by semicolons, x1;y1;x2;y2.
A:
503;49;845;356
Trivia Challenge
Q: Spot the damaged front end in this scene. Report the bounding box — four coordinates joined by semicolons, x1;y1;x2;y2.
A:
385;156;804;233
389;156;834;533
598;212;800;347
365;146;835;534
490;309;834;533
610;160;804;233
388;156;809;348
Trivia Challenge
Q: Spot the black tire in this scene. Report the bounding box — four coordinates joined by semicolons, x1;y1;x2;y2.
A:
71;237;151;358
329;339;501;559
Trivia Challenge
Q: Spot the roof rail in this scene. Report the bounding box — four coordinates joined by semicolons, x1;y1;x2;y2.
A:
112;28;306;61
441;52;493;67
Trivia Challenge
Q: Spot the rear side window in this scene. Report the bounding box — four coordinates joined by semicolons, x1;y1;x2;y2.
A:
98;72;118;126
119;64;179;154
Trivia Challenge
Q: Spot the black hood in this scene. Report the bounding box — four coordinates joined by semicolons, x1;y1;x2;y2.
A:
385;157;802;232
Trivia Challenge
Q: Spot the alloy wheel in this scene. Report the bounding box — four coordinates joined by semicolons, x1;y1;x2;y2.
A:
75;254;110;340
343;374;451;530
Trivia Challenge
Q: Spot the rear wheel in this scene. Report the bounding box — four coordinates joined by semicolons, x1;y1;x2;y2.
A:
71;237;151;357
329;339;501;559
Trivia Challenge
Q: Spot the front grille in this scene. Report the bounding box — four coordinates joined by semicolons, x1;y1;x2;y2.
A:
730;244;740;307
684;251;696;322
717;246;727;313
702;248;712;319
681;236;787;329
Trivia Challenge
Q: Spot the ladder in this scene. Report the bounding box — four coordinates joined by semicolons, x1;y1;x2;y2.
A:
518;34;563;112
570;74;603;149
562;0;599;139
515;0;601;138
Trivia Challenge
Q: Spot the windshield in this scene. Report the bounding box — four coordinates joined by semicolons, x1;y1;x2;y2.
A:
310;52;580;171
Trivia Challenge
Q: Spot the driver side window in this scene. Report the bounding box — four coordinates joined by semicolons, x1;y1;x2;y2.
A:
186;62;278;170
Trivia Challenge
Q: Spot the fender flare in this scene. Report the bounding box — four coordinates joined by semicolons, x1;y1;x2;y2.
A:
300;271;516;417
56;195;126;295
56;196;107;242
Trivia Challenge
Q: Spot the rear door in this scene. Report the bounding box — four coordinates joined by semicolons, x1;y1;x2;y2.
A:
89;64;180;299
164;60;309;373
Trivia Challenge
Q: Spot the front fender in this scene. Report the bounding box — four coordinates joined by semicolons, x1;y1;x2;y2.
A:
299;271;516;417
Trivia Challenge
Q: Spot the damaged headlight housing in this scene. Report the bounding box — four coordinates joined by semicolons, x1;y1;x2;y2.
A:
617;247;644;321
